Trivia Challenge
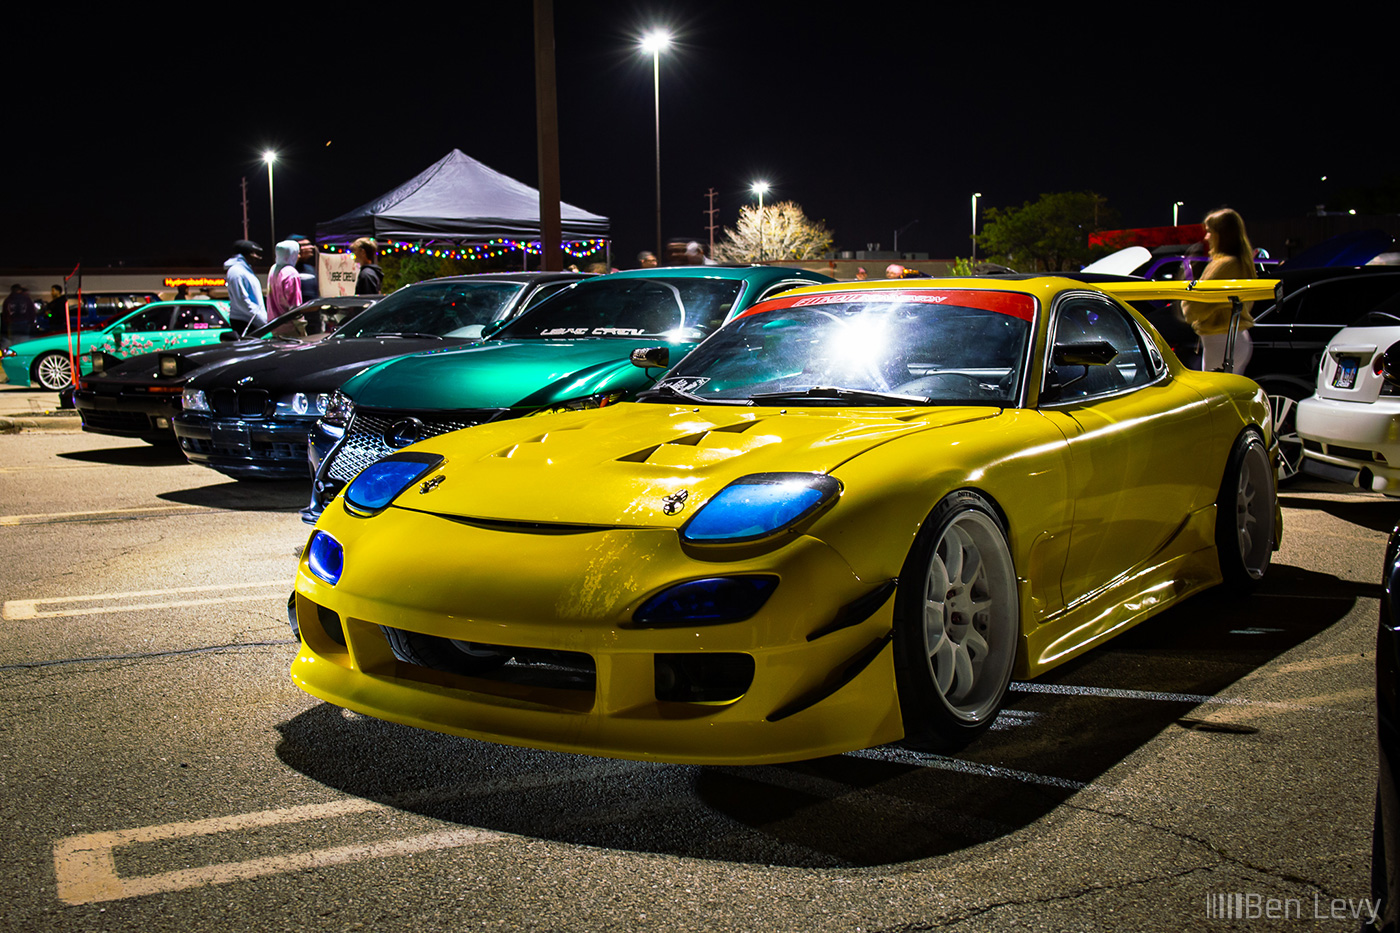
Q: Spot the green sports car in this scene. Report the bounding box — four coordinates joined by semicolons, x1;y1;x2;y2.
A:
303;266;833;520
2;300;232;390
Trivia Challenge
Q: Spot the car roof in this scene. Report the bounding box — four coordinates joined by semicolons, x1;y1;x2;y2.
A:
600;265;832;284
400;271;592;287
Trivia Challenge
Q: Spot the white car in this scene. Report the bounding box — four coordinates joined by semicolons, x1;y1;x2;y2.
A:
1296;313;1400;494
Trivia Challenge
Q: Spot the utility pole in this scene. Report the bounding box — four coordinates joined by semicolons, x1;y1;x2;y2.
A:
704;188;719;257
240;177;249;241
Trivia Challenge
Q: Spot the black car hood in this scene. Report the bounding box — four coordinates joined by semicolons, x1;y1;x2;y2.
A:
183;336;476;395
93;338;303;386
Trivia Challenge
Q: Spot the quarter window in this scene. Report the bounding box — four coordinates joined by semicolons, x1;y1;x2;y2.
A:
1047;297;1153;402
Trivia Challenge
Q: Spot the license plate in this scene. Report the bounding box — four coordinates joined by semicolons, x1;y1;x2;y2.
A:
1333;357;1359;389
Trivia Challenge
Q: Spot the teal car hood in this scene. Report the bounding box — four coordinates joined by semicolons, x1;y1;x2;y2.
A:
340;338;694;410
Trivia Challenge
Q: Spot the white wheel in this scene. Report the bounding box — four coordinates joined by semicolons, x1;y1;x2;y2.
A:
33;352;74;390
1265;388;1304;484
894;490;1019;750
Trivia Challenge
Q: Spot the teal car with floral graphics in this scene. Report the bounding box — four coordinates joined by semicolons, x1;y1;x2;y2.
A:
2;300;233;390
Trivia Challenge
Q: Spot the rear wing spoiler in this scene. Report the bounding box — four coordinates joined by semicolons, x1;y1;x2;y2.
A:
1098;279;1279;304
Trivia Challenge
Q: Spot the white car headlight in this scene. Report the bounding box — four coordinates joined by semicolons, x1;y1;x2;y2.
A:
182;388;210;412
321;390;355;428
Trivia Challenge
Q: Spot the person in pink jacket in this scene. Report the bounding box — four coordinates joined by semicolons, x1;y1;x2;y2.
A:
267;239;304;320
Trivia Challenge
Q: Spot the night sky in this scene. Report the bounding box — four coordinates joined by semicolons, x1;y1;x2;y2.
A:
6;3;1394;270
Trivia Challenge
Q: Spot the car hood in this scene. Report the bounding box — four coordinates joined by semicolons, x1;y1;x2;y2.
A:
342;338;698;409
185;336;473;394
383;402;1001;527
96;338;297;385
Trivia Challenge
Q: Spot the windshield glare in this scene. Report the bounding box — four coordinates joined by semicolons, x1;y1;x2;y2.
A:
498;277;743;341
650;295;1033;405
334;281;522;339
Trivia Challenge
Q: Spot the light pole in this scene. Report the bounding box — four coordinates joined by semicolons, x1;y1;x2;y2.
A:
971;192;982;265
263;150;277;247
751;181;769;262
640;30;671;262
1173;200;1184;226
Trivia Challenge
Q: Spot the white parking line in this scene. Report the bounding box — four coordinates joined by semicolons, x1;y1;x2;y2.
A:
53;799;501;905
3;581;288;620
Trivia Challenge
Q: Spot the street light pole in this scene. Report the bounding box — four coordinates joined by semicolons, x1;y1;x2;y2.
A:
971;192;982;266
263;150;277;247
1173;200;1184;227
751;181;769;262
641;31;671;262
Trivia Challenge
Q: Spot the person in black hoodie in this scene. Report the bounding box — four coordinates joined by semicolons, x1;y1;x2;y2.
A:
351;238;383;295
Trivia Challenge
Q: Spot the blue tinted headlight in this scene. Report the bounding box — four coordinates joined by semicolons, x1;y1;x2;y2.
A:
634;576;779;625
682;473;842;544
307;531;343;585
343;452;443;516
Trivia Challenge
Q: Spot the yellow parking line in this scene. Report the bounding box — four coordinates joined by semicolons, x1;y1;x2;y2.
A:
0;504;206;526
3;581;288;620
53;800;501;905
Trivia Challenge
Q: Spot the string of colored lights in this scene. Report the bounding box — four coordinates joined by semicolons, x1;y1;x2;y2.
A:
321;239;607;261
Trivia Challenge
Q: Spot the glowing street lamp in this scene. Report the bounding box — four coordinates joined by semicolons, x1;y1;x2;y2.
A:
751;181;770;262
971;192;982;265
1173;200;1184;226
263;150;277;248
640;30;671;261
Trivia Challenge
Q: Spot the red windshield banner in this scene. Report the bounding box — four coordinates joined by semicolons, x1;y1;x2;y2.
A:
741;288;1037;322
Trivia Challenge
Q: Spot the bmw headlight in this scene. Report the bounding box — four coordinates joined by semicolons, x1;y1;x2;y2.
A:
682;473;842;545
287;392;334;416
182;388;210;412
322;389;355;427
343;451;444;516
530;390;626;416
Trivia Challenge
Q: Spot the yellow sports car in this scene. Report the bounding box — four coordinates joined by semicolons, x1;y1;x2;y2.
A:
290;276;1281;765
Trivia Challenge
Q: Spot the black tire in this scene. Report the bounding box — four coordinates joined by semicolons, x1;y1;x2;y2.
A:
1261;383;1306;485
1215;429;1276;592
381;627;510;676
32;351;73;391
892;490;1019;752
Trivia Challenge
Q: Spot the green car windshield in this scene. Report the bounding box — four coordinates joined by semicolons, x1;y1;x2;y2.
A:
640;294;1033;406
498;277;743;341
333;281;522;339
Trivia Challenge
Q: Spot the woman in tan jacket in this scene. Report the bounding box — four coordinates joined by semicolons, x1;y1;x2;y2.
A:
1180;208;1256;373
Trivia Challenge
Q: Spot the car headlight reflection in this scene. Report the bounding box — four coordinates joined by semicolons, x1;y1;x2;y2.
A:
343;451;444;516
182;388;210;412
531;390;626;416
307;531;344;585
682;473;842;544
321;389;355;427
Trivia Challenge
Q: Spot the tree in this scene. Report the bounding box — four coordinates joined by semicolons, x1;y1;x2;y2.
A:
975;191;1117;272
713;201;834;263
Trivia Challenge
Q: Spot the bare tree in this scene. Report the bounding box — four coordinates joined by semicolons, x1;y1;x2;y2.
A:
713;201;834;263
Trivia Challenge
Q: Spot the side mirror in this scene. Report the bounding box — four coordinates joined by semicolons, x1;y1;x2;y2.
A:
630;346;670;369
481;319;507;338
1383;342;1400;386
218;330;239;342
108;324;125;343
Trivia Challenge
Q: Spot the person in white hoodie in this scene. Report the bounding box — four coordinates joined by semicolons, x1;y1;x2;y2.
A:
267;239;304;320
224;239;267;334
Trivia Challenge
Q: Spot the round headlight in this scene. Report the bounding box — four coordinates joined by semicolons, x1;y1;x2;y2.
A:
291;393;310;415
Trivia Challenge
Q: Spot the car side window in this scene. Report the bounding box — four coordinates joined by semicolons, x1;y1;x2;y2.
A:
521;281;575;312
174;304;226;329
1046;297;1153;402
122;307;174;331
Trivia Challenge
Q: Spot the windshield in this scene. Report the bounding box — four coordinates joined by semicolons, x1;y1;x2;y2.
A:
333;281;522;339
642;290;1034;406
253;300;371;340
497;276;743;341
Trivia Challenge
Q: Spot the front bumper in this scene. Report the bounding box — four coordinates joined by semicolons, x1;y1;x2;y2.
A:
173;412;315;479
1;355;32;386
73;387;182;439
291;505;905;765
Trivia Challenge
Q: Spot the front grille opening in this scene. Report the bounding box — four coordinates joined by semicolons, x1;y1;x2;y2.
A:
379;626;595;691
654;653;754;703
318;604;346;646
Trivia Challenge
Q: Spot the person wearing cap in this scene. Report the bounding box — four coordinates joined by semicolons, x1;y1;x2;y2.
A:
225;239;267;334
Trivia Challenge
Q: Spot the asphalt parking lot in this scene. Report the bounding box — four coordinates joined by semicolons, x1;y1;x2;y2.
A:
0;382;1393;932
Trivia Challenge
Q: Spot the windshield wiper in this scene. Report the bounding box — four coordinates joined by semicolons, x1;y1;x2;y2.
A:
371;332;445;340
747;386;931;406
